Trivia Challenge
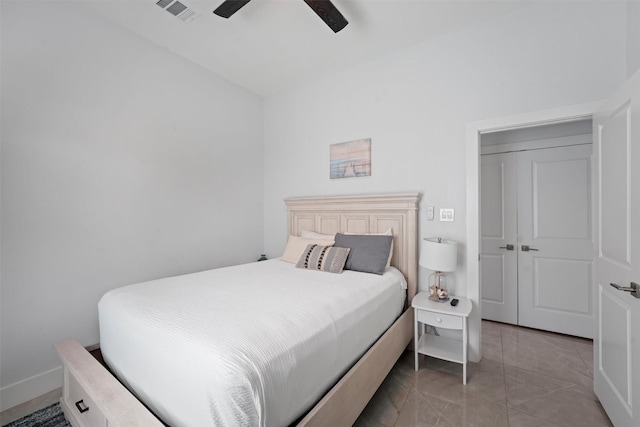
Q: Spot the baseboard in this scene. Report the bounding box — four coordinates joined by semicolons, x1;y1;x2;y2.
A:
0;366;63;413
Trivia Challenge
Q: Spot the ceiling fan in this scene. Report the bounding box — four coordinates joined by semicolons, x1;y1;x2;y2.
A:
213;0;348;33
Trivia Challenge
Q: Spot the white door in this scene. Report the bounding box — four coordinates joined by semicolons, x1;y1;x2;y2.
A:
517;145;594;338
480;152;518;324
593;69;640;427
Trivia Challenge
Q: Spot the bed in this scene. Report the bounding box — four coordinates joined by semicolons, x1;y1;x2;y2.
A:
55;193;419;427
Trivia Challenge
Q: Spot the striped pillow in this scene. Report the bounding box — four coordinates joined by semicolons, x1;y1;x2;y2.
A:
296;244;350;274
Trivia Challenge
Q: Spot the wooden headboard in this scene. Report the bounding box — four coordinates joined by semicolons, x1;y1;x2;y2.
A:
284;193;420;300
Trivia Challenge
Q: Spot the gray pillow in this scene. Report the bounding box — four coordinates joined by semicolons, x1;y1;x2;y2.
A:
333;233;393;275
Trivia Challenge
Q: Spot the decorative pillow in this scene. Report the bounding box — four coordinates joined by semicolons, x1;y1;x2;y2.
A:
280;235;335;263
344;228;394;267
333;233;393;275
295;244;350;274
301;230;336;240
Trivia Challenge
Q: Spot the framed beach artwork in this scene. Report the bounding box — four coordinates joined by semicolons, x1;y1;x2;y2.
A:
330;138;371;179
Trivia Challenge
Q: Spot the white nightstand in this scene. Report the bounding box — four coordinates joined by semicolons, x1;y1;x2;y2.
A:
412;292;472;384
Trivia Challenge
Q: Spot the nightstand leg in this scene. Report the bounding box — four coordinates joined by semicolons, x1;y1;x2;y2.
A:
463;363;467;385
463;318;468;385
414;315;419;371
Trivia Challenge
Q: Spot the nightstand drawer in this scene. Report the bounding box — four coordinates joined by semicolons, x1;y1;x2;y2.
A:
416;309;462;330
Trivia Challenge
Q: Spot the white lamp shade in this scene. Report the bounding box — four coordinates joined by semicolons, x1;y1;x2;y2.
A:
420;238;457;272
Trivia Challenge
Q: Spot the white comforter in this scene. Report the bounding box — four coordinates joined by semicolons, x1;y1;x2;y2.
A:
99;259;406;427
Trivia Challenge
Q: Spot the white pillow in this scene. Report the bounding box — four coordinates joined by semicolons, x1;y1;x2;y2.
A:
344;228;394;267
280;235;335;263
301;230;336;240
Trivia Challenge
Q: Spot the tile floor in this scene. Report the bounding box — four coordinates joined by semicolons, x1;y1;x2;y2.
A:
355;320;612;427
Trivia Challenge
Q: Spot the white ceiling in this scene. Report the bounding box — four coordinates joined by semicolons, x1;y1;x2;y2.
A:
81;0;524;97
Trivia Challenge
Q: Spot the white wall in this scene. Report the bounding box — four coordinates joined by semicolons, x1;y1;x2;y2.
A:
263;1;628;361
628;0;640;77
0;1;263;410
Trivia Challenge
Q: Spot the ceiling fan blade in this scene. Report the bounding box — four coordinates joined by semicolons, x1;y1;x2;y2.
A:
303;0;348;33
213;0;252;18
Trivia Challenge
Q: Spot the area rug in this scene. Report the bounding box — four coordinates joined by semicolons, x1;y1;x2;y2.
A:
5;403;70;427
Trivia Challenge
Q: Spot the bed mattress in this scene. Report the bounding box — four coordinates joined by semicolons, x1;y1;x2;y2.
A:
98;259;406;427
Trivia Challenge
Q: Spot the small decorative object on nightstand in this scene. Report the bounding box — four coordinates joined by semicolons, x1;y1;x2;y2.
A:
420;237;457;302
412;292;472;384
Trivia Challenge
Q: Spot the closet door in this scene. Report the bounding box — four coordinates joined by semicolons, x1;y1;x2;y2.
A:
480;152;518;324
517;144;593;338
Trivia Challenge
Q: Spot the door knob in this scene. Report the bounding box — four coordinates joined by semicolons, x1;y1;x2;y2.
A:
610;282;640;299
521;245;539;252
499;244;515;251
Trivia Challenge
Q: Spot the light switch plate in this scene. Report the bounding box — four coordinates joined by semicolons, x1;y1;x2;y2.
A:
427;206;434;220
440;208;455;222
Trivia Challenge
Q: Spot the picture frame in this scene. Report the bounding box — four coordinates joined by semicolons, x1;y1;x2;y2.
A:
330;138;371;179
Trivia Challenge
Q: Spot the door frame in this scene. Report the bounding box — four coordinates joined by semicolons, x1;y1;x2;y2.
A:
465;100;601;362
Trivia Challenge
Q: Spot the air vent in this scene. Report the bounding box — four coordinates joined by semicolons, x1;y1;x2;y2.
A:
166;1;187;16
155;0;200;23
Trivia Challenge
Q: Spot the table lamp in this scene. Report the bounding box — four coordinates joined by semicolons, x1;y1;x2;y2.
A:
420;237;458;301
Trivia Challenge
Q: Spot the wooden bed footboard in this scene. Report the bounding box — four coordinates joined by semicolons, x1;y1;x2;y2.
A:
55;339;163;427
